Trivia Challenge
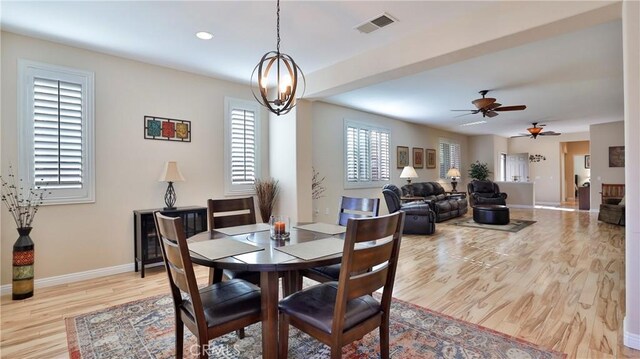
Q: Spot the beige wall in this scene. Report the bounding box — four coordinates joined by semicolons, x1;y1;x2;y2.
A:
310;101;469;220
0;32;269;284
589;121;625;209
508;132;589;205
468;134;508;182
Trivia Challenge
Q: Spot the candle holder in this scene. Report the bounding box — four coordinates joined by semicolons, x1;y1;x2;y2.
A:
269;215;290;240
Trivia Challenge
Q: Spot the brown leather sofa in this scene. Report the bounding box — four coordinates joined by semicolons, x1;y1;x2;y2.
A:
401;182;468;222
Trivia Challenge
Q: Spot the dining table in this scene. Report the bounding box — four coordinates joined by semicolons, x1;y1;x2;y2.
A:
187;223;347;359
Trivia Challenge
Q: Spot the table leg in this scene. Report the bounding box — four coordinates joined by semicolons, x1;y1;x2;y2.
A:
261;271;279;359
208;268;223;284
282;270;302;297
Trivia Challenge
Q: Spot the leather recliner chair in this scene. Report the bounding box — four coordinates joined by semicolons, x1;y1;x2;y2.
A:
382;184;436;235
467;180;508;206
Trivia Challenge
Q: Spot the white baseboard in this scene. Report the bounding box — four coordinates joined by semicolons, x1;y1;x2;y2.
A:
507;204;535;209
624;317;640;350
1;263;135;296
535;201;562;206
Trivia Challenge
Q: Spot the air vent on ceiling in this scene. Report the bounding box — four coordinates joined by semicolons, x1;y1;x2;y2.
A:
355;13;397;34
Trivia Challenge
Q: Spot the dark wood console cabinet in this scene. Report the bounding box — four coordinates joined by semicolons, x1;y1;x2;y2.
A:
133;206;207;278
578;186;590;210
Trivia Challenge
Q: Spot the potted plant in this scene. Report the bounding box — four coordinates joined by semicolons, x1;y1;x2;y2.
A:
468;161;491;181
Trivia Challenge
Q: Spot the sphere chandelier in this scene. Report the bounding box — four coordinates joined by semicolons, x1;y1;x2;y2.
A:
251;0;305;116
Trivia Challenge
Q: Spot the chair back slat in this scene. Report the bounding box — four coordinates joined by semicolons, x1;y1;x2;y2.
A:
332;211;404;335
208;198;257;230
346;266;389;301
154;212;206;326
349;239;394;274
161;238;191;293
337;196;380;226
601;184;625;202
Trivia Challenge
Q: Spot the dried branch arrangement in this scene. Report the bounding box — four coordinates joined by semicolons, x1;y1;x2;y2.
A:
1;166;50;228
312;167;326;200
255;178;280;223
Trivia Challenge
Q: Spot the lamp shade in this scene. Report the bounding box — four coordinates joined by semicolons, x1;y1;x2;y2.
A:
400;166;418;179
159;161;185;182
446;167;461;178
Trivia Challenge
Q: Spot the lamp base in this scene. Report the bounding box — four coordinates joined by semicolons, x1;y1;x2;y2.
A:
451;180;458;193
164;182;177;209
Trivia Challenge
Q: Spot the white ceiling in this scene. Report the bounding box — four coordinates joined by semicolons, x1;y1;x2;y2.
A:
0;1;624;138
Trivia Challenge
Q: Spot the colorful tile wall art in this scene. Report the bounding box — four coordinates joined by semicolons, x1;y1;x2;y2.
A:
144;116;191;142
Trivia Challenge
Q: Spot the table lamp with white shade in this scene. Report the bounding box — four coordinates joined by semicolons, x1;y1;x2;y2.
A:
159;161;185;210
446;167;461;193
400;166;418;185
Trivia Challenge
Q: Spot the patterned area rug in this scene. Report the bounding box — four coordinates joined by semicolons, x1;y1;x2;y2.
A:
450;218;536;233
66;294;564;359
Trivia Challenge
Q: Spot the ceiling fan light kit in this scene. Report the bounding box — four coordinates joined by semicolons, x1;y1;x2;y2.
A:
452;90;526;118
251;0;305;116
512;122;562;139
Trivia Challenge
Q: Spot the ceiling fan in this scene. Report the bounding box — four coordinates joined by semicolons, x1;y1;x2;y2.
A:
452;90;527;118
511;122;562;139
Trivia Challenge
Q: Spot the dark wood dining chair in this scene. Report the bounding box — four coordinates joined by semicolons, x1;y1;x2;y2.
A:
153;212;262;359
278;211;405;359
207;197;261;285
302;196;380;283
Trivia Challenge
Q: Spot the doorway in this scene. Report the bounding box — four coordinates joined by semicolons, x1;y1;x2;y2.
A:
561;141;590;202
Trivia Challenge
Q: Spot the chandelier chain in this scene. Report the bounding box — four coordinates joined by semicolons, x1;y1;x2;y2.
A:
276;0;280;54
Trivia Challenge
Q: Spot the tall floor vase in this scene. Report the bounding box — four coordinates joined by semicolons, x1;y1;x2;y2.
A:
13;227;34;300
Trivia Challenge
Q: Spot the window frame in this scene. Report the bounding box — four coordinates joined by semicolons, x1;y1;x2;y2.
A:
18;59;95;205
223;97;261;196
438;138;461;179
343;119;391;189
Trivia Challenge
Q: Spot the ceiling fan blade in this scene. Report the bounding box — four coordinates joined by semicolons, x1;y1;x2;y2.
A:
450;109;477;112
454;112;474;118
486;103;502;111
510;134;531;138
485;111;499;118
539;131;561;136
495;105;527;111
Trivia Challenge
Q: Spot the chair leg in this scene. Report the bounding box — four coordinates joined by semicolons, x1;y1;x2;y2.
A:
198;338;209;359
380;318;390;359
330;345;342;359
237;328;245;339
278;312;290;358
175;317;184;358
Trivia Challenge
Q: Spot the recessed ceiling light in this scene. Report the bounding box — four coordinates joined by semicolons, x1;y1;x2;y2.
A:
196;31;213;40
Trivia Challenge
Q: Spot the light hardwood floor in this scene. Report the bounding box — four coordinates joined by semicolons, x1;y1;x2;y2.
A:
1;207;638;358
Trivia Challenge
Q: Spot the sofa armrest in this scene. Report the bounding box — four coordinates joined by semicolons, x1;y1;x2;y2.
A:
400;203;433;215
498;192;508;200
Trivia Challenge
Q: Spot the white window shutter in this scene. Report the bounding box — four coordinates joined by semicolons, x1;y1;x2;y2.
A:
230;108;256;185
33;78;84;189
439;139;461;178
344;120;390;187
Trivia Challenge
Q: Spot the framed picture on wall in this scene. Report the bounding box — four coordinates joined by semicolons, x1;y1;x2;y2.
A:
584;155;590;169
426;148;436;169
608;146;624;167
413;148;424;168
397;146;409;168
